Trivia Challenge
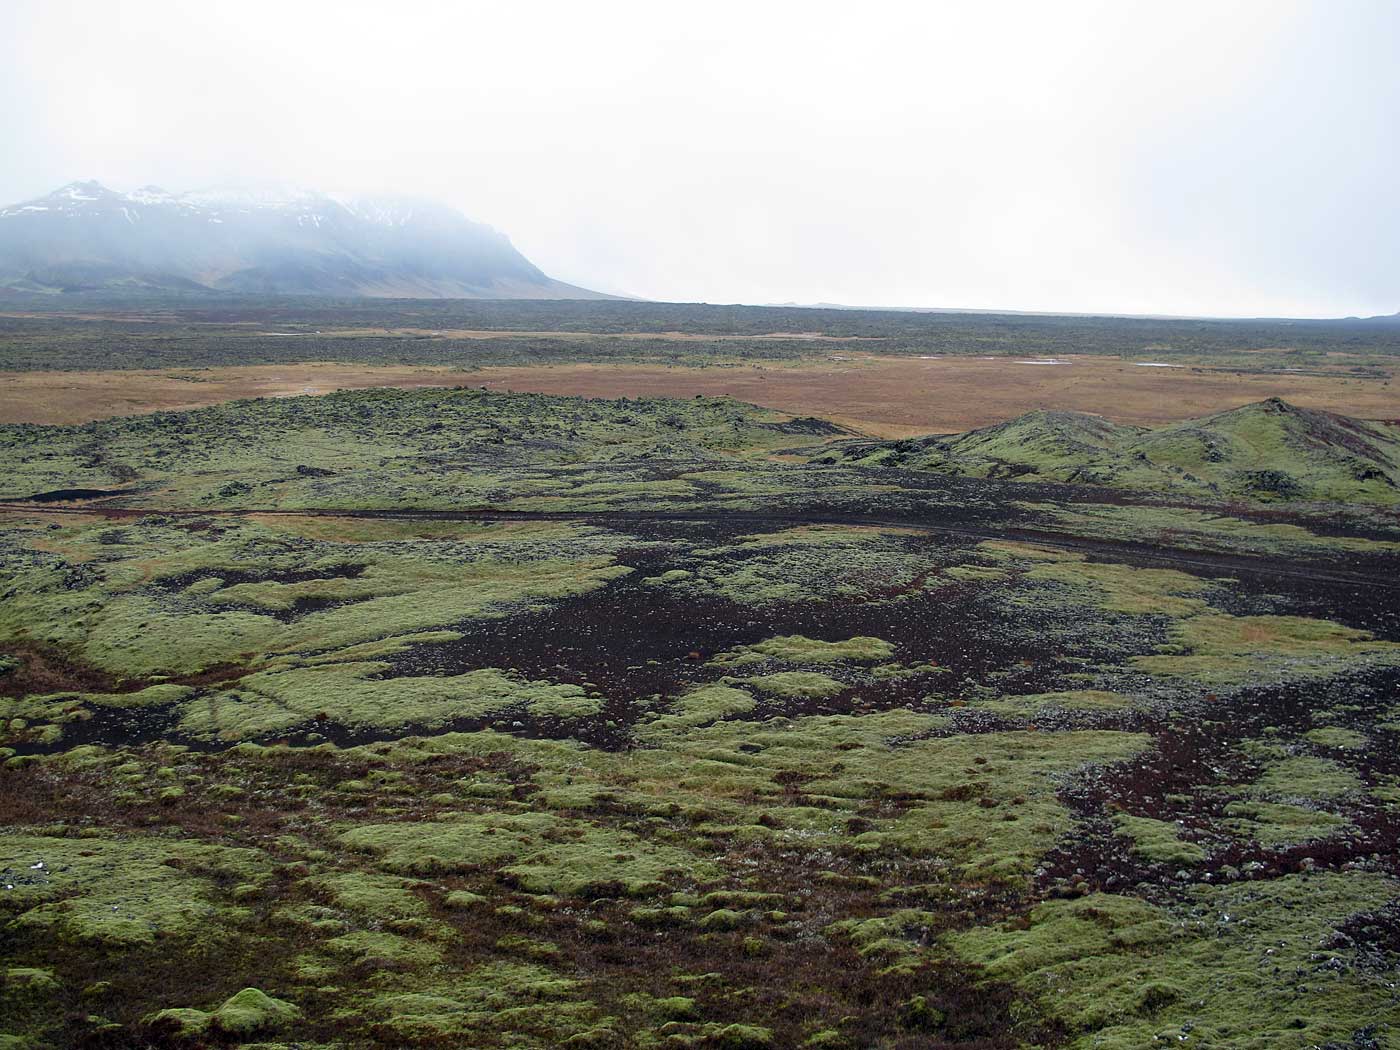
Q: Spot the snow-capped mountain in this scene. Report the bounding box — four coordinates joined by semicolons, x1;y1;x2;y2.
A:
0;180;608;299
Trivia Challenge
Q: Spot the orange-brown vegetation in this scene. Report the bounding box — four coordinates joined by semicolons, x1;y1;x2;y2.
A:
2;354;1396;434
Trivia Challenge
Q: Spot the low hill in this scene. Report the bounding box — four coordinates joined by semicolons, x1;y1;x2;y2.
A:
0;181;611;299
827;397;1400;504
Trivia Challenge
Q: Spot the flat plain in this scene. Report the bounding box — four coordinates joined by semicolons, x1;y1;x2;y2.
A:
1;353;1397;433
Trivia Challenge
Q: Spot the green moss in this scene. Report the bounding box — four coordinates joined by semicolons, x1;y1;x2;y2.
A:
0;830;262;947
950;873;1399;1048
82;598;280;678
712;635;895;666
346;960;593;1043
1112;814;1207;866
897;994;947;1032
443;890;488;910
495;934;562;961
340;812;556;874
1304;726;1368;749
650;525;949;606
826;909;941;970
4;385;1399;1046
942;564;1009;583
306;872;429;922
499;830;713;897
825;729;1147;882
1222;801;1349;846
148;1007;211;1036
604;712;1146;883
844;399;1400;506
1024;555;1212;617
656;996;700;1021
147;988;299;1040
0;512;631;679
320;929;443;969
1134;614;1400;684
646;684;757;732
644;568;693;585
1246;754;1363;800
698;908;752;931
743;672;846;699
1024;502;1400;557
631;905;691;928
975;690;1134;717
211;988;301;1035
297;630;463;666
709;1024;774;1048
0;387;820;505
77;683;196;710
342;812;713;896
182;665;604;739
1;966;57;989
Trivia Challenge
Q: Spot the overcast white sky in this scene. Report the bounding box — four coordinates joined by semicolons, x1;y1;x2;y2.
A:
3;1;1397;316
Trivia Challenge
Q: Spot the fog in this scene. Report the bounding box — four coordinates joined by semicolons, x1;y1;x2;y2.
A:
3;0;1397;317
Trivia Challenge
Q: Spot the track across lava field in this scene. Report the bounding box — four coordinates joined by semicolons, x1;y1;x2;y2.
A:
3;500;1397;593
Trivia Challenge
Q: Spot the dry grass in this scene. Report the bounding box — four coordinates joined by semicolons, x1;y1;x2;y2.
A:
275;327;880;342
1;353;1396;433
466;355;1400;436
0;363;477;425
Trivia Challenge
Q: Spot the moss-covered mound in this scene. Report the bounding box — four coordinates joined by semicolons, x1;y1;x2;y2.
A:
833;398;1400;504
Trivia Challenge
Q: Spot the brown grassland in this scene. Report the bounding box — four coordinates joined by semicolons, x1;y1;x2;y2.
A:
2;353;1397;434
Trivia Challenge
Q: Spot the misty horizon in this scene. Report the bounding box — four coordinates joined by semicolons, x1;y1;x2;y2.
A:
4;1;1398;317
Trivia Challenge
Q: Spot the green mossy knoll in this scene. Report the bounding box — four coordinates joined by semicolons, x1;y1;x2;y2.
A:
646;525;956;607
0;512;632;680
1245;754;1364;801
743;671;847;699
836;398;1400;505
0;830;263;947
150;987;300;1037
1222;800;1349;847
712;634;896;666
643;684;757;733
1135;614;1400;684
0;387;827;503
341;811;715;896
305;871;430;922
212;987;302;1035
183;664;606;739
951;873;1400;1049
1112;814;1208;866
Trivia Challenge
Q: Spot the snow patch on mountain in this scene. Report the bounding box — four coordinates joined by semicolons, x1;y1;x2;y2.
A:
0;180;610;299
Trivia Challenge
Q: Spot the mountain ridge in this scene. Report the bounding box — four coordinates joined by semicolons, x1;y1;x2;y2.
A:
0;180;611;300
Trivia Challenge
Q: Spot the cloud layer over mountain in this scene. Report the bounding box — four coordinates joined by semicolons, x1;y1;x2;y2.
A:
0;181;608;298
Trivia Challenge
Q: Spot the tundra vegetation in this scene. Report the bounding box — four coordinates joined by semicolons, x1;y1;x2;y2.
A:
2;296;1399;373
1;378;1398;1049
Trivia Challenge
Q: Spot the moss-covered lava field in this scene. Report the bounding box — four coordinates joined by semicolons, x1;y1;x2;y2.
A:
2;387;1399;1049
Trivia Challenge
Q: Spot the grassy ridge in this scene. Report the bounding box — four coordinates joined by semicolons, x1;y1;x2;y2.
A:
830;397;1400;505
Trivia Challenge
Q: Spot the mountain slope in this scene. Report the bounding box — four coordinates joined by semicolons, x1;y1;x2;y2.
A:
0;181;609;299
828;398;1400;504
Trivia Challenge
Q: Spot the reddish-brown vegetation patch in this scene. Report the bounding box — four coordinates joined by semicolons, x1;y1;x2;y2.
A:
2;355;1397;433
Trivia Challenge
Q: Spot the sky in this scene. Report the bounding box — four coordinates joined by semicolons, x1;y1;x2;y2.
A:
2;0;1398;317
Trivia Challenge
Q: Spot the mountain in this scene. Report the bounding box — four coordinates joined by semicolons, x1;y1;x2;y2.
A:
826;397;1400;505
0;180;610;299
